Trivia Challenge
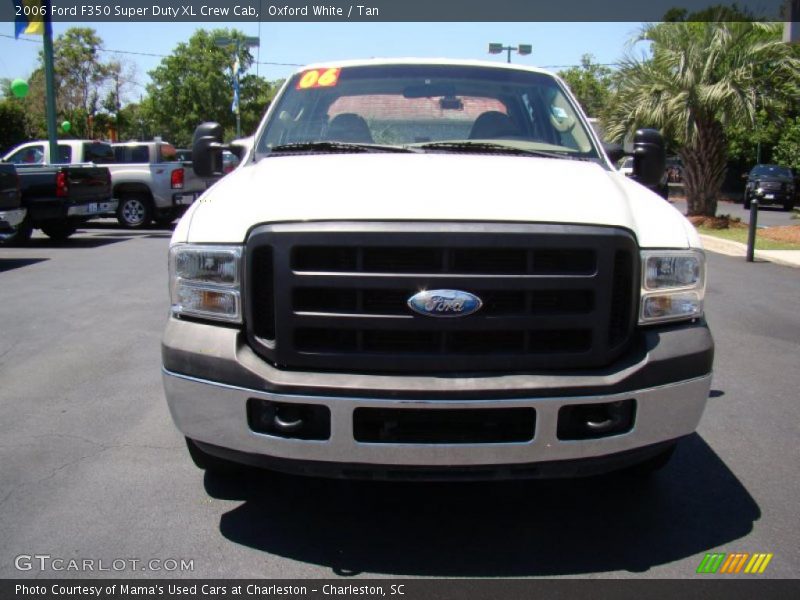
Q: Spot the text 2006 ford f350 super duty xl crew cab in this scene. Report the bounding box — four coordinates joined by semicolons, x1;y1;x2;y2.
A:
162;59;713;480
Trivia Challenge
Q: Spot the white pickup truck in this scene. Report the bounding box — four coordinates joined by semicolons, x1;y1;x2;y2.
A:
2;139;206;228
162;59;713;480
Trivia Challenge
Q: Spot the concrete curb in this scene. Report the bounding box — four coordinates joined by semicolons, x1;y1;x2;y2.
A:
699;234;800;269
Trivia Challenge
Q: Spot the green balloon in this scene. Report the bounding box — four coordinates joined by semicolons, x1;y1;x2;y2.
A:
61;121;71;132
10;78;29;98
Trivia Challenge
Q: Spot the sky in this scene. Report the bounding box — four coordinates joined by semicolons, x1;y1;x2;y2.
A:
0;21;646;103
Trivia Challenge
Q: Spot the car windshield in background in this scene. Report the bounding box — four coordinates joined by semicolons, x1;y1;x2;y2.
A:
751;165;793;178
256;64;600;160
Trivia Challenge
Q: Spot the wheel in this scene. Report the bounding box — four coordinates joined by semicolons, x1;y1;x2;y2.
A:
0;215;33;246
624;443;676;477
40;222;77;241
117;194;152;229
743;195;751;210
783;201;795;212
185;438;244;475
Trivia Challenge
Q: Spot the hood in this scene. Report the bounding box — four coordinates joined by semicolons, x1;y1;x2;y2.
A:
176;153;695;249
752;175;794;184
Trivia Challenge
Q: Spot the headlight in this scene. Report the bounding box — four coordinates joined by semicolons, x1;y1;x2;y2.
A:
169;244;242;323
639;250;705;324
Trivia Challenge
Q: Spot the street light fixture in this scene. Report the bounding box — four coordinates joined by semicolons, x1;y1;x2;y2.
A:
215;36;261;138
488;43;532;63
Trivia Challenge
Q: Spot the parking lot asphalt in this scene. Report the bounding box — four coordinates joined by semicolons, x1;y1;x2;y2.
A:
670;197;797;228
1;222;798;580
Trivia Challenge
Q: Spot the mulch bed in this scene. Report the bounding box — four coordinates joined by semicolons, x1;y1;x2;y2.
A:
687;215;746;229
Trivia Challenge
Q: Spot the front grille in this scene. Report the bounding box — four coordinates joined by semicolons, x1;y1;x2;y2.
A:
245;222;638;374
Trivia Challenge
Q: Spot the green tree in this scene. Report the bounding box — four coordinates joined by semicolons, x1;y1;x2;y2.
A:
146;29;275;147
605;21;800;216
48;27;110;137
558;54;613;117
15;27;114;138
0;98;28;154
773;117;800;171
663;3;757;22
115;101;159;142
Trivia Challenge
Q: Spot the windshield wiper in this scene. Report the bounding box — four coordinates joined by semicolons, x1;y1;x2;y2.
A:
415;141;578;160
269;141;416;154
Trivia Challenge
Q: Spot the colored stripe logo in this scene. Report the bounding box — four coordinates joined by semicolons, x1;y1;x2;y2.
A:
697;552;773;574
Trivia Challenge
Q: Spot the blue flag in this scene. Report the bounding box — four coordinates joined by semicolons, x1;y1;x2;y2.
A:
231;55;241;114
232;78;240;114
14;0;52;38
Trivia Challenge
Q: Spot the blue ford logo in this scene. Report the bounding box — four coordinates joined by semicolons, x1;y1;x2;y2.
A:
407;289;483;318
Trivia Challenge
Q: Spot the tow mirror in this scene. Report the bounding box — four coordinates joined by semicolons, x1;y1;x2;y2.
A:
603;143;625;164
631;128;666;188
192;122;225;178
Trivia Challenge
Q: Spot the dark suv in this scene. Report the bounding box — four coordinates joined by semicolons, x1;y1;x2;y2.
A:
744;164;796;211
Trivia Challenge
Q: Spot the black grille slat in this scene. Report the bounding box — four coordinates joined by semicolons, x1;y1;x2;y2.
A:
246;222;638;374
249;246;275;340
292;245;597;276
292;287;593;317
294;328;591;356
609;250;635;347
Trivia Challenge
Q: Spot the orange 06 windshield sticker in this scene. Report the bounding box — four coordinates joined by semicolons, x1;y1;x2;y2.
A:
296;68;341;90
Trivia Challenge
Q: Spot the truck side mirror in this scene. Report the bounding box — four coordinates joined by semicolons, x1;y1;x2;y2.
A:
603;143;625;164
631;128;666;188
228;141;248;160
192;122;224;177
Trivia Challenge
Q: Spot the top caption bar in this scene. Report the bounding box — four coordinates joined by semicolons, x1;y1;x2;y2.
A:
0;0;795;22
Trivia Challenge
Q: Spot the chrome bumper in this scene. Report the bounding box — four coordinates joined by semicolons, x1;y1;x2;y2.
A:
66;199;118;217
0;207;26;229
163;367;711;467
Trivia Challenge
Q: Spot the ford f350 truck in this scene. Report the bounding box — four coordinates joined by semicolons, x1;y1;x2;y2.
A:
0;163;26;239
162;59;713;479
0;162;114;243
3;139;206;228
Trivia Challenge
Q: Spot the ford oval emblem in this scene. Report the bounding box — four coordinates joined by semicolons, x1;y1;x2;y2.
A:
407;289;483;318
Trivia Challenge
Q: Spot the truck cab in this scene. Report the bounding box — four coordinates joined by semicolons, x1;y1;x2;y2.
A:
162;59;712;480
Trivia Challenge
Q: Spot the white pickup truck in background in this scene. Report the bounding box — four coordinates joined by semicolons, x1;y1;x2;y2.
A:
2;139;208;228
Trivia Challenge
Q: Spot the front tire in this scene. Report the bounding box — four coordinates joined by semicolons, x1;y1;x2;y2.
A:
40;222;77;241
117;194;152;229
624;443;676;477
0;215;33;246
743;195;752;210
153;215;175;228
185;438;244;475
783;201;795;212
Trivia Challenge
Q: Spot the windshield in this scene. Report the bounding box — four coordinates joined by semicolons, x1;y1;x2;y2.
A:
751;165;792;178
256;64;600;159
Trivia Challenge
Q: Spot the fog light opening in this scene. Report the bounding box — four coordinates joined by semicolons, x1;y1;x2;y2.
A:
557;399;636;440
247;399;331;440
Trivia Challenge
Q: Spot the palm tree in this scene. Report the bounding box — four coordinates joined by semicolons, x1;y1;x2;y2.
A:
605;21;800;216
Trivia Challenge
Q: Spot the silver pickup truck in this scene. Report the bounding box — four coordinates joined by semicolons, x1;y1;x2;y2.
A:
2;139;207;228
110;141;208;228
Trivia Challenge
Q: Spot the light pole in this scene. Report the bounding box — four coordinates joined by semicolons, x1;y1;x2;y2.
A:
488;43;532;63
215;36;260;138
